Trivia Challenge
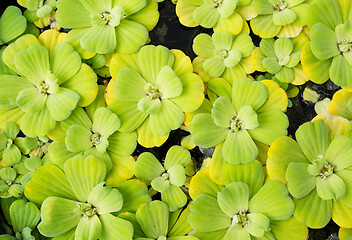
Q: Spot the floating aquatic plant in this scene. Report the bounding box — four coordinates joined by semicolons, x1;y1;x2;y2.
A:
21;0;57;26
301;0;352;87
0;6;27;46
188;161;308;239
56;0;159;54
134;146;191;211
192;32;254;80
24;154;134;239
0;122;28;166
250;0;309;38
176;0;256;35
108;45;204;147
0;167;24;198
189;77;288;164
0;34;98;137
267;120;352;228
251;37;308;84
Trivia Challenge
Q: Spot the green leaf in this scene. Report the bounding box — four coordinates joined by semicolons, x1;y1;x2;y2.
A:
294;189;332;228
0;6;27;44
14;45;50;85
203;55;226;78
286;162;316;198
38;197;81;237
116;179;151;213
336;169;352;208
276;67;295;83
262;57;282;74
99;214;133;240
222;130;258;164
212;96;236;128
217;182;249;218
249;181;294;221
224;226;250;240
189;113;228;148
245;213;270;237
231;34;254;58
46;88;80;121
217;0;237;18
138;45;175;84
115;20;149;54
2;122;19;140
3;145;22;166
248;109;288;145
330;54;352;87
79;0;111;14
335;20;352;45
93;107;120;137
193;3;220;28
189;168;224;200
134;152;164;181
61;107;92;132
214;10;244;35
164;146;191;169
237;105;259;130
56;0;91;28
116;0;146;15
127;0;159;31
114;68;147;101
316;174;346;201
64;155;107;202
20;108;56;137
161;184;188;212
232;78;268;112
223;160;263;194
75;215;101;240
223;50;242;68
87;182;123;214
307;0;342;29
24;164;76;206
310;23;339;60
81;25;116;54
272;8;297;26
0;76;33;110
151;177;170;193
105;154;134;187
188;194;231;232
274;38;293;57
295;120;330;163
9;199;40;233
332;199;352;229
324;135;352;171
136;201;169;238
138;97;161;114
107;131;137;157
207;78;232;101
156;66;182;99
16;87;47;113
259;38;276;57
212;32;233;51
50;43;81;85
168;164;186;187
193;33;215;58
149;99;184;135
250;15;281;38
61;63;98;107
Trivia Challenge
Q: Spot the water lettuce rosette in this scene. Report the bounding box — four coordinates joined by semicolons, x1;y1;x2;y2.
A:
250;0;309;38
267;120;352;228
107;45;204;147
189;77;288;164
56;0;159;54
192;31;255;81
0;34;98;137
176;0;257;35
301;0;352;87
24;154;134;239
188;161;308;240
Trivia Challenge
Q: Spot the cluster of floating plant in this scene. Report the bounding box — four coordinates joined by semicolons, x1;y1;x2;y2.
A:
0;0;352;239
